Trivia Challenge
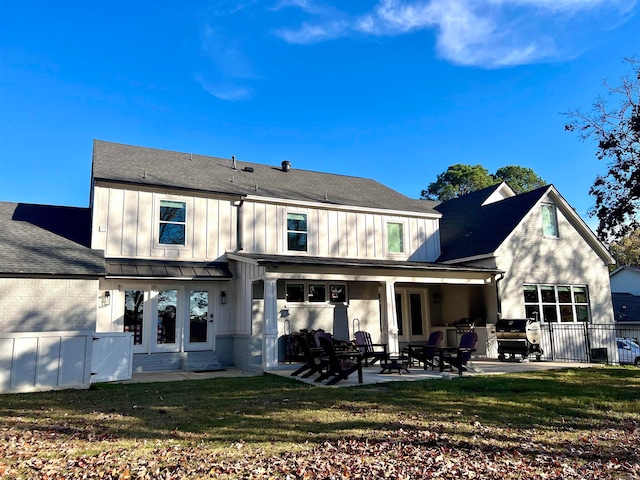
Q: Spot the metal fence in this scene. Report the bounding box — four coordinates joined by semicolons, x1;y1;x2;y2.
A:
538;322;640;365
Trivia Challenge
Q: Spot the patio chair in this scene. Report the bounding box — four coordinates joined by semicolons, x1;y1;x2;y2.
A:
354;331;388;366
290;336;329;379
439;331;478;376
314;330;355;352
403;330;443;370
315;336;363;385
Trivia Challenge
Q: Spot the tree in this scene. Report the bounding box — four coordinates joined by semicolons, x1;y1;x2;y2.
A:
493;166;546;194
564;57;640;243
609;228;640;266
421;164;546;201
421;164;494;201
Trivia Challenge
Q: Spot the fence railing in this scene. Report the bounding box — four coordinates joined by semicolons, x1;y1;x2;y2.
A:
538;322;640;365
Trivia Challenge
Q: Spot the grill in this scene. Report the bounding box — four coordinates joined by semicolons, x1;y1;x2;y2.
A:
495;318;543;361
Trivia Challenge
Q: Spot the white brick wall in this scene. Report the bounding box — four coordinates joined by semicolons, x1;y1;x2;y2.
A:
0;278;98;332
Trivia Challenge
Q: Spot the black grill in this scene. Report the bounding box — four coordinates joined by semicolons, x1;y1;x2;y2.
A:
495;318;544;361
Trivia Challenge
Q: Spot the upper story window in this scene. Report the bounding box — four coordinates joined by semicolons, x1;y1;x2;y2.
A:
159;200;186;245
541;204;559;237
523;284;590;323
387;222;404;253
287;212;307;252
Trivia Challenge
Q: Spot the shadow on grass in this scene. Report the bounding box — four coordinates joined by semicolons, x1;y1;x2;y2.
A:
1;368;638;451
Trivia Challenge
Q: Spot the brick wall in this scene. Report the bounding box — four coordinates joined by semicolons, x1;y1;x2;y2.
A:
0;278;98;332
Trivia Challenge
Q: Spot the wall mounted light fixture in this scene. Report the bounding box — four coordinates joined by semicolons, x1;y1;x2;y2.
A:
103;291;111;307
220;291;227;304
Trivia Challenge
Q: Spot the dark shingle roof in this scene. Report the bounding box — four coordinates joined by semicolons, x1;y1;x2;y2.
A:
435;184;549;262
0;202;105;277
92;140;439;215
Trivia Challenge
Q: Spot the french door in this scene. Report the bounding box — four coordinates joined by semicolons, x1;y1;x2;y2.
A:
123;285;216;354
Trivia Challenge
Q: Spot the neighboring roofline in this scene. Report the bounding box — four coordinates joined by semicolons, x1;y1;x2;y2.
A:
610;265;640;277
227;252;502;274
0;272;103;279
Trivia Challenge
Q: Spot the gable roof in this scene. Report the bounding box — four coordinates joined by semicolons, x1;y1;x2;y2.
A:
435;183;613;265
435;184;549;262
0;202;105;277
610;265;640;278
92;140;440;216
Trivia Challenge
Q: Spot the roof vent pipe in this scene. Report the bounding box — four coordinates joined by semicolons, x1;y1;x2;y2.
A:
232;155;237;170
281;160;291;172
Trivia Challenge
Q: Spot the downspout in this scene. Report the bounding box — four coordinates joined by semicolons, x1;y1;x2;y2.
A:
494;273;504;322
234;199;245;251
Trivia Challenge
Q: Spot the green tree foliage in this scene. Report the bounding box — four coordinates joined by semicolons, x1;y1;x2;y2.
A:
421;164;546;201
493;166;547;194
564;57;640;243
609;228;640;266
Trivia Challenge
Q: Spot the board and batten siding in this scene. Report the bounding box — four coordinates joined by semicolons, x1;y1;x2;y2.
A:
92;186;440;262
241;200;440;261
92;186;236;260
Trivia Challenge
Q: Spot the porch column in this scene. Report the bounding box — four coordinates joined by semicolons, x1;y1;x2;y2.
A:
384;281;400;355
262;278;278;369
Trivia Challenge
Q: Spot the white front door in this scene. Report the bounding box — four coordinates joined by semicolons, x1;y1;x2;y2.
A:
397;288;430;344
185;288;215;351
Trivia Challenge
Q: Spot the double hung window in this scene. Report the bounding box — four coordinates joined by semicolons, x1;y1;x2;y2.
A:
287;213;307;252
159;200;186;245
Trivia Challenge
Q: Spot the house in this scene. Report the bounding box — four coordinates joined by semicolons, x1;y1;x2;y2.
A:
0;203;105;392
610;266;640;322
435;183;616;361
0;140;618;391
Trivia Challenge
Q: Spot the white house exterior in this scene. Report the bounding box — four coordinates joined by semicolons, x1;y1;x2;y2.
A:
0;140;618;390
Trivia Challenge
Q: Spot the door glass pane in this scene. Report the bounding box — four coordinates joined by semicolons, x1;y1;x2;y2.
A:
157;290;178;344
190;291;208;343
395;293;403;336
124;290;144;345
410;293;423;336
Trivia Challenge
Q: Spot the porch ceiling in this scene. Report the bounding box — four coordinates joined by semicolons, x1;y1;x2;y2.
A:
105;259;232;280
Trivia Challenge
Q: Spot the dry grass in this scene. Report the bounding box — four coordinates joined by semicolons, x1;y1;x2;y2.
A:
1;367;639;478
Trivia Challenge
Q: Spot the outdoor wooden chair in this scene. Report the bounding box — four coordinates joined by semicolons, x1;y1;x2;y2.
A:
315;336;363;385
403;330;443;370
354;331;388;366
439;331;478;375
290;335;329;379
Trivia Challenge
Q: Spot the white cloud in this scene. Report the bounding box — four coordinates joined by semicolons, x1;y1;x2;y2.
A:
194;75;254;101
273;0;638;67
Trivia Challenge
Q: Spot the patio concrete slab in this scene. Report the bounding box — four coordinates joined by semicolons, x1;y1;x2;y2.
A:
267;358;602;387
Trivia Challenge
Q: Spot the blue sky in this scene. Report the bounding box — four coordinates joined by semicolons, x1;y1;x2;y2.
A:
1;0;639;230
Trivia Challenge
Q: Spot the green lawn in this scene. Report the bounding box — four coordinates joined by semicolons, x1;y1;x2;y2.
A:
1;367;639;479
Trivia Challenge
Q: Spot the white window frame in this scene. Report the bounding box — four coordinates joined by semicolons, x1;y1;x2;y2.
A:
154;196;193;250
285;211;308;253
386;220;406;254
523;284;590;323
541;203;559;238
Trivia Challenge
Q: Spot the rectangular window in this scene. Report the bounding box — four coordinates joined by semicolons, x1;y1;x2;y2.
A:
286;283;305;302
330;284;347;303
159;200;186;245
541;204;559;237
523;285;590;323
287;213;307;252
387;222;404;253
286;282;347;304
308;284;326;302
